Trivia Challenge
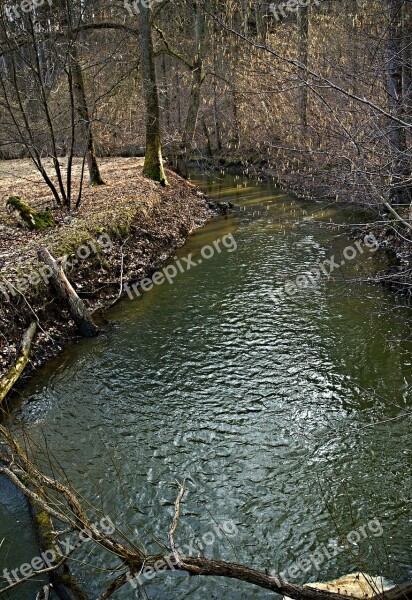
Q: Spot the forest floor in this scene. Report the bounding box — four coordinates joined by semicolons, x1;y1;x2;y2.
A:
0;158;215;400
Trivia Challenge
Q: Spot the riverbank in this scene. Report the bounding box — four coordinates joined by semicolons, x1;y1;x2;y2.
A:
0;158;216;400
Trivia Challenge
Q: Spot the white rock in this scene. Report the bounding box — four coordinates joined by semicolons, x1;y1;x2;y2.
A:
284;572;393;600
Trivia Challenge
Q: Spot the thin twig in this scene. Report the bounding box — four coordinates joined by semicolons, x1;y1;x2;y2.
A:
108;237;129;309
168;481;186;567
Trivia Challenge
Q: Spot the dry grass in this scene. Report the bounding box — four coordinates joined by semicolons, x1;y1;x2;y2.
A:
0;157;163;282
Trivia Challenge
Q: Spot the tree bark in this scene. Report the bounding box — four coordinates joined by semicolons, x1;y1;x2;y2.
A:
161;54;171;131
38;247;99;338
297;4;309;128
402;1;412;133
202;116;213;158
176;2;206;178
0;322;37;404
138;4;168;186
69;39;105;186
29;496;88;600
212;71;222;153
386;0;410;206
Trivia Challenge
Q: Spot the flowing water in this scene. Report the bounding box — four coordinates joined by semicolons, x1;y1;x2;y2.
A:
1;172;411;599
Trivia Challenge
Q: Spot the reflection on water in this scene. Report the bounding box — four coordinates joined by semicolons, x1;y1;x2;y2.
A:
1;172;411;599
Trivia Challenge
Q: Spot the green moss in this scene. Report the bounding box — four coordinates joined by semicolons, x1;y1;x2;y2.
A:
59;572;74;584
7;196;55;230
34;510;57;550
143;153;168;186
113;220;131;237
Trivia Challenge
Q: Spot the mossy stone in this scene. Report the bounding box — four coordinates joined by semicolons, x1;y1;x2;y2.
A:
6;196;55;230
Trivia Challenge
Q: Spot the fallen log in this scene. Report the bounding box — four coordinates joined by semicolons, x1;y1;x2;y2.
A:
29;496;88;600
0;321;37;404
38;247;99;338
0;442;88;599
97;554;412;600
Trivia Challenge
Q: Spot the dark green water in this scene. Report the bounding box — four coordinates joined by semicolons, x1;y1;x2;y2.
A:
1;173;411;599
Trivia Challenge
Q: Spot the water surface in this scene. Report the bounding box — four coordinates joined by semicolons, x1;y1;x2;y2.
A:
1;172;411;599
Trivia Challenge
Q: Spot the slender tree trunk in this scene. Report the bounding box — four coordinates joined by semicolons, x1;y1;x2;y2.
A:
138;4;168;185
232;86;241;149
297;4;309;128
402;1;412;130
346;0;358;87
176;1;206;178
176;60;202;177
175;63;182;132
386;0;410;206
202;116;213;158
402;0;412;216
161;54;171;131
212;38;222;154
70;40;105;186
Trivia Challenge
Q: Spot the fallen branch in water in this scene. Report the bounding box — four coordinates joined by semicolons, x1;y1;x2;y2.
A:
0;321;36;405
0;440;410;600
168;480;186;567
38;247;99;338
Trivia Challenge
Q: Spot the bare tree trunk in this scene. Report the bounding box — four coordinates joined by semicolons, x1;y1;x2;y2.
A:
297;4;309;128
202;116;213;158
402;1;412;131
69;39;105;186
138;4;168;185
345;0;358;87
176;1;206;178
161;54;171;131
212;41;222;154
175;63;182;132
254;0;266;43
38;248;99;338
386;0;410;206
231;85;241;149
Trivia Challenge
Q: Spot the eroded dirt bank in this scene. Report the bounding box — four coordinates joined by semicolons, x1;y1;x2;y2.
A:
0;158;216;396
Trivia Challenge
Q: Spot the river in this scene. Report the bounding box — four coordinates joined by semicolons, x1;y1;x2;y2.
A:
1;172;411;599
